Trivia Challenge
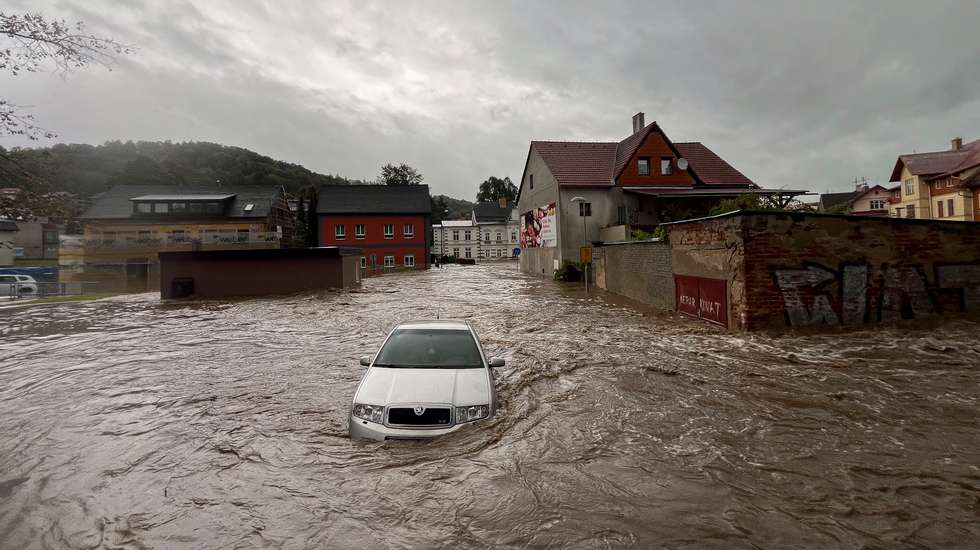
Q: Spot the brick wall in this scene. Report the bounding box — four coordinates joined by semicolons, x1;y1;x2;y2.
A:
594;240;674;310
668;211;980;330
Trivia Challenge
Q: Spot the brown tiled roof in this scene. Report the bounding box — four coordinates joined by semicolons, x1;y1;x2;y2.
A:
674;142;755;186
890;138;980;181
531;141;617;186
532;123;755;187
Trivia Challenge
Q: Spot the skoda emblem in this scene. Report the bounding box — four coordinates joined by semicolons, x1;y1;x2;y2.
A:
413;406;426;416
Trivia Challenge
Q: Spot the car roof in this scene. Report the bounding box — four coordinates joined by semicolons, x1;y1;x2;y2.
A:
395;320;471;331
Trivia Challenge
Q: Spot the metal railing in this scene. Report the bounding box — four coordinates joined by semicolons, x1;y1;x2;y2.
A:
2;281;103;300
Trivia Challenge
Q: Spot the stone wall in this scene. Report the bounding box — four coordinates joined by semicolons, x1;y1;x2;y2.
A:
594;240;674;310
668;211;980;330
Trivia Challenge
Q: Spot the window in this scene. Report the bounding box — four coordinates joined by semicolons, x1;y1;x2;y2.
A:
510;231;516;242
935;181;942;191
452;230;460;241
579;202;591;216
403;223;414;238
404;255;415;267
937;200;945;217
172;202;187;213
452;247;459;257
529;174;534;190
335;224;346;239
484;232;490;243
153;202;169;213
948;198;954;217
135;202;151;214
869;199;886;210
383;255;395;268
661;157;673;175
243;203;255;213
947;179;954;188
907;204;916;218
360;256;366;268
496;232;502;242
189;202;204;214
617;206;627;225
464;230;471;241
373;328;483;369
384;224;394;239
205;202;222;214
904;178;915;196
465;247;472;258
355;224;365;238
637;157;650;176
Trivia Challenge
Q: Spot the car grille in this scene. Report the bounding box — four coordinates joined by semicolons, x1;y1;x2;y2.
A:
387;406;452;427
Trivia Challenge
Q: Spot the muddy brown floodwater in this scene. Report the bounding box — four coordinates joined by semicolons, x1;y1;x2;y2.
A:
1;263;978;549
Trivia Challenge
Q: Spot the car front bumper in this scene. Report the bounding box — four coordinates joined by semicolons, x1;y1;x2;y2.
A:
348;415;466;441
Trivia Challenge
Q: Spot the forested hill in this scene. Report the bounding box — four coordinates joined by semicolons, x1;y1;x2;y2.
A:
2;140;363;198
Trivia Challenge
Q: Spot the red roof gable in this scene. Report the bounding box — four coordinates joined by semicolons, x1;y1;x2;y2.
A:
530;122;756;187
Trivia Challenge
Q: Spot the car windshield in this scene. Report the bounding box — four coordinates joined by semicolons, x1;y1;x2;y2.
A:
373;328;483;368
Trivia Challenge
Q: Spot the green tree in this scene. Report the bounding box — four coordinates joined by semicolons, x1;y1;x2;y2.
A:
293;196;308;247
431;195;449;225
708;193;807;216
378;163;423;186
475;176;517;203
304;187;319;247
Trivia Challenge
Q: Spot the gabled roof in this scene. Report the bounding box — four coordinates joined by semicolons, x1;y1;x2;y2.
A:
818;191;858;210
81;184;283;220
852;184;890;202
531;141;617;186
316;184;431;215
889;138;980;181
528;121;755;188
472;201;513;223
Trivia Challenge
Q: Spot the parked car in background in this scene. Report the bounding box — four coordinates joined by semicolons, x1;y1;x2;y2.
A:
0;274;38;296
349;320;505;441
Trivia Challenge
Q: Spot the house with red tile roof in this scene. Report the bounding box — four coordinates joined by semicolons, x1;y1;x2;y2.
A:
515;112;807;277
888;137;980;221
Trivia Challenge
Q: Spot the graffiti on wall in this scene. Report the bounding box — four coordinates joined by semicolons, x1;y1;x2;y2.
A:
773;262;980;326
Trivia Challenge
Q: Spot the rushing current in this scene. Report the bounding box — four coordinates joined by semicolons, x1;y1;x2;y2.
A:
1;263;978;549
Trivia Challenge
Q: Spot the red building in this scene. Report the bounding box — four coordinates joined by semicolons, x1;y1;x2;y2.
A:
316;184;432;274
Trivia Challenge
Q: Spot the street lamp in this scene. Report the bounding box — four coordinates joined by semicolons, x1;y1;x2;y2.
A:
570;196;589;293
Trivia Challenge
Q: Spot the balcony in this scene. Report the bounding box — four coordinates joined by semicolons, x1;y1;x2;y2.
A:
60;232;282;255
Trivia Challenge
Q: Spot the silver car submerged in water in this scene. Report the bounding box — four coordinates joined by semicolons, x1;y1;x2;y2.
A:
349;320;505;441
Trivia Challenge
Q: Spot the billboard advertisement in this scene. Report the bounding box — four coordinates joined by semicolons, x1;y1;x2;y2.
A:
520;202;557;248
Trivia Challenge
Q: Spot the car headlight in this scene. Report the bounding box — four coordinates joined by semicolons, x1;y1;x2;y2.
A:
455;405;489;423
352;403;385;423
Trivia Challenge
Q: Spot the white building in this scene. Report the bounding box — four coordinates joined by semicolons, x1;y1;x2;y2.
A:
432;220;479;260
432;198;520;261
472;198;520;260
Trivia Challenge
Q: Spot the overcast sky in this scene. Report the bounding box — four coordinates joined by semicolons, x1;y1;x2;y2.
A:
5;0;980;199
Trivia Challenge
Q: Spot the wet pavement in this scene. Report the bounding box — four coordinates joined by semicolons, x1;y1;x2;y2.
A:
1;263;978;549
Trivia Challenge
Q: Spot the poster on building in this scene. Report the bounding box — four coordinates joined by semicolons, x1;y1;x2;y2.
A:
520;202;557;248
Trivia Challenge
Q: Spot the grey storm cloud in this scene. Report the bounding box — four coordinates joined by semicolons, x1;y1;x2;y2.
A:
4;0;980;199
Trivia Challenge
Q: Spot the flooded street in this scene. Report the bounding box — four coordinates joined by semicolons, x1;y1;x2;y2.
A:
1;263;978;549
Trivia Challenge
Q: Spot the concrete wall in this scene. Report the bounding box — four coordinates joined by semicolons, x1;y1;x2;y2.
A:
518;149;562;277
668;212;980;331
668;214;747;327
594;240;675;310
557;186;624;262
159;248;360;299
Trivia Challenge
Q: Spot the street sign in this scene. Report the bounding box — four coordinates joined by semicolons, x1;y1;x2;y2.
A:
580;246;592;264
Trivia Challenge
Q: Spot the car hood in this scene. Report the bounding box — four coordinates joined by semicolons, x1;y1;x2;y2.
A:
354;367;490;406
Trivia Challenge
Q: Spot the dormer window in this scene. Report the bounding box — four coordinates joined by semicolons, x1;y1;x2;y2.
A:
661;157;673;175
243;203;255;213
637;158;650;176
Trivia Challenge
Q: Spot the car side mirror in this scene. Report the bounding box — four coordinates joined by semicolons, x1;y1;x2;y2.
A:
489;357;506;368
359;355;372;366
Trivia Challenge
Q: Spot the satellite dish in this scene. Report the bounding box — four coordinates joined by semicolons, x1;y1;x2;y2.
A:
677;158;689;171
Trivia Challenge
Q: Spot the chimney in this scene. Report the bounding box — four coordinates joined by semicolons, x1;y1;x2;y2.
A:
952;137;963;151
498;197;507;208
632;112;645;134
